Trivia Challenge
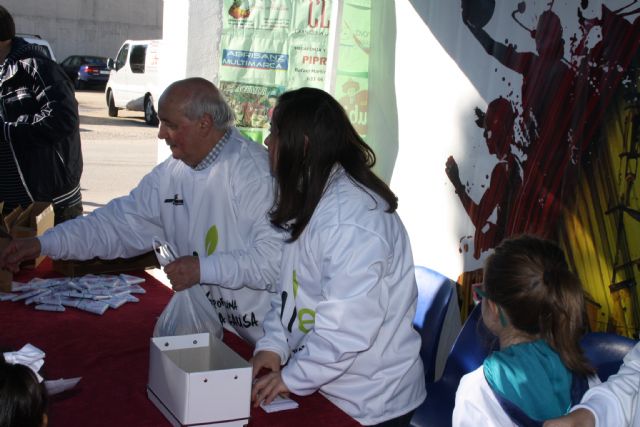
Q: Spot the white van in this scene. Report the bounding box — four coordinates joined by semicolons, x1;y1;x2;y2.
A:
105;39;162;125
17;34;56;61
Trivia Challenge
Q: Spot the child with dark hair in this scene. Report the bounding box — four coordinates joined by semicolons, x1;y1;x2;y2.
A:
250;87;425;426
0;355;48;427
453;235;597;426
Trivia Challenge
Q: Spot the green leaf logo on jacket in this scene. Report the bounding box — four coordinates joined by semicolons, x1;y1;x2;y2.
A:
293;270;299;297
205;225;219;255
292;269;315;334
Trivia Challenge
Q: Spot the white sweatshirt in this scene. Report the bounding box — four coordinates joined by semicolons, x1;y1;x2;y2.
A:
39;129;284;344
454;365;600;426
573;341;640;427
255;167;426;425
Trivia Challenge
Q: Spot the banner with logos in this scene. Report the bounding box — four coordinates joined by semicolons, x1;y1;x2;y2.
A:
220;0;333;143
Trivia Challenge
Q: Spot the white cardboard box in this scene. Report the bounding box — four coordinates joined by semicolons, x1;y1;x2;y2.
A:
147;333;252;427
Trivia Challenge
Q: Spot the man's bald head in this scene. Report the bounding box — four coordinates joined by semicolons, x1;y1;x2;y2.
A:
160;77;235;130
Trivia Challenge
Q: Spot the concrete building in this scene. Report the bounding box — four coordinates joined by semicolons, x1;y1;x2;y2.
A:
1;0;162;61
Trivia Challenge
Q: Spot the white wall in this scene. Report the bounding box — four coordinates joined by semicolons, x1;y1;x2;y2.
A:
3;0;162;61
157;0;225;164
392;0;484;278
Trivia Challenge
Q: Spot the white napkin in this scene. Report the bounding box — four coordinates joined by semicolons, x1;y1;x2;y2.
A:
152;237;178;267
3;343;82;394
3;343;45;382
45;377;82;395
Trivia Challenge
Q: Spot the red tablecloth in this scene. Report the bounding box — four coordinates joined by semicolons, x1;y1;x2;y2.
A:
0;258;360;427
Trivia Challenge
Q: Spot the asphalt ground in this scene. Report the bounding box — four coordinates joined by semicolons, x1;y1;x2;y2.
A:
75;88;159;213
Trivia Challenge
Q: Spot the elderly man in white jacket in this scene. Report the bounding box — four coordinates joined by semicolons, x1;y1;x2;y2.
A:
0;77;284;345
545;341;640;427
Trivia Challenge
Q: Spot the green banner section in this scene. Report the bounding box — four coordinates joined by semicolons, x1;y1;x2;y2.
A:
220;0;333;143
334;0;370;139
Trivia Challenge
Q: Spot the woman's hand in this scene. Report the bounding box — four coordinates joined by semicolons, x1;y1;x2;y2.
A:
250;350;281;378
251;370;290;407
250;351;288;407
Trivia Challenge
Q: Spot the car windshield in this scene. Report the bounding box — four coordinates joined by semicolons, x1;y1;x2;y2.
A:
83;57;107;65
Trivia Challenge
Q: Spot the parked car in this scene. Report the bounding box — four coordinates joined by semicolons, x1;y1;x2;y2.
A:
16;33;56;60
60;55;110;90
105;39;163;125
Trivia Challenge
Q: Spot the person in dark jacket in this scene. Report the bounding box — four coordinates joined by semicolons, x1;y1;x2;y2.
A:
0;5;83;224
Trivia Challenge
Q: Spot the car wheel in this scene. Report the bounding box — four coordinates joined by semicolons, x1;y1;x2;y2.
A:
107;91;118;117
74;78;85;90
144;95;159;126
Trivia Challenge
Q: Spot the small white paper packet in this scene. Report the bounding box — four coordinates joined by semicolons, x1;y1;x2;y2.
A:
260;395;299;413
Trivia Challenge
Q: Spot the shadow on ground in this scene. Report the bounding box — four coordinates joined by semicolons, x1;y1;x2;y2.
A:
75;87;106;93
79;114;154;129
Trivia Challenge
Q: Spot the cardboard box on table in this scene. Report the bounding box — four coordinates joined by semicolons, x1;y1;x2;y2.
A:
0;202;54;292
147;333;252;427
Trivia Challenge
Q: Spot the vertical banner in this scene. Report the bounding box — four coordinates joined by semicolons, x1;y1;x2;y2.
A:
334;1;370;139
220;0;332;143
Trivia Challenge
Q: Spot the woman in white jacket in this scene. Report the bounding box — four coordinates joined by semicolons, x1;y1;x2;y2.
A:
250;87;426;426
453;235;597;426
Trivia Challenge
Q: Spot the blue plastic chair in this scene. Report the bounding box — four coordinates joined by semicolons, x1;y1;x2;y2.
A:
410;309;638;427
413;266;457;383
411;304;498;427
581;332;637;382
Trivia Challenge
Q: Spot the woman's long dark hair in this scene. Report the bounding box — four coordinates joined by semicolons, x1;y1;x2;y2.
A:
0;356;48;427
269;87;397;241
483;235;594;375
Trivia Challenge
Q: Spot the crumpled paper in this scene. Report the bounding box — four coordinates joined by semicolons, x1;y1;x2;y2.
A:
3;343;81;394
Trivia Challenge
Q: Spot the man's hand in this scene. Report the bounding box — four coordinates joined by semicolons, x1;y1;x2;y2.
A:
163;256;200;291
544;408;595;427
0;238;41;272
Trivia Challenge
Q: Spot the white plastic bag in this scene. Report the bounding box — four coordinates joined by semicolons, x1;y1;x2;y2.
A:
153;284;223;338
151;237;223;339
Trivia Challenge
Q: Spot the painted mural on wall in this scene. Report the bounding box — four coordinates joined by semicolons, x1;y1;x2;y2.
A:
443;0;640;336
